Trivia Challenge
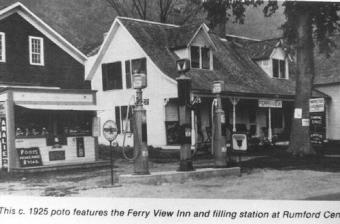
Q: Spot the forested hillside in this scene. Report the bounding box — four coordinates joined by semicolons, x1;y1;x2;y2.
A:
0;0;285;54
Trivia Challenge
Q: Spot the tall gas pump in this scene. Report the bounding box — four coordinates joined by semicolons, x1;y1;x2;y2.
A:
212;81;228;167
176;59;194;171
132;72;149;175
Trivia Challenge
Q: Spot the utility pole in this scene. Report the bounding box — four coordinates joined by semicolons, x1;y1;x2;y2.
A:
132;73;149;175
176;59;194;171
212;81;227;167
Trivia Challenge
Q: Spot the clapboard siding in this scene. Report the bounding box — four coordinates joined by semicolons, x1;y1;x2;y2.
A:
0;13;90;89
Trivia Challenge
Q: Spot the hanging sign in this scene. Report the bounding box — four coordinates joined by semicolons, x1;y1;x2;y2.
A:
309;98;325;113
258;99;282;108
103;120;118;142
302;119;310;127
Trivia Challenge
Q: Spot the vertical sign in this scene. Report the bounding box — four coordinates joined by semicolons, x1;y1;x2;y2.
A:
309;98;325;145
0;102;7;169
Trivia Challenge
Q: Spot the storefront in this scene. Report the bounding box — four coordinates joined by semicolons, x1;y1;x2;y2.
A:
0;88;99;172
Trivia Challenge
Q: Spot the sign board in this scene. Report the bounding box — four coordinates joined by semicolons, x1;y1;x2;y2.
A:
310;113;326;145
294;108;302;119
0;103;8;169
103;120;118;142
310;98;325;113
49;151;65;161
302;119;310;126
258;99;282;108
17;147;43;167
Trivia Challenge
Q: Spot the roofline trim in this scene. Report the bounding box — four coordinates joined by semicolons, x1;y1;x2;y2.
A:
85;17;177;86
225;34;261;41
187;23;217;50
116;16;179;27
0;2;87;64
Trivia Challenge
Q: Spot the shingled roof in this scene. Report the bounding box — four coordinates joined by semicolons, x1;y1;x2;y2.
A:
118;17;297;98
243;38;282;60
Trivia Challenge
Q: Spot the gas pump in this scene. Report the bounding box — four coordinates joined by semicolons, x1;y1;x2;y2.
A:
120;72;149;175
176;59;194;171
211;81;228;167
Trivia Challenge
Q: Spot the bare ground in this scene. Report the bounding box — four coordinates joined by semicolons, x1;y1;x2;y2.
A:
1;147;340;200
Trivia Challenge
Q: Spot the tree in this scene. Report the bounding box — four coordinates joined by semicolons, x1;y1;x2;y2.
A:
202;0;340;156
105;0;203;24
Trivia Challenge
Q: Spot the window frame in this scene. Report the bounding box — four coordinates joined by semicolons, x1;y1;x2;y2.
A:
29;36;44;66
102;61;123;91
115;105;134;134
0;32;6;62
272;58;287;79
125;57;147;89
190;45;211;70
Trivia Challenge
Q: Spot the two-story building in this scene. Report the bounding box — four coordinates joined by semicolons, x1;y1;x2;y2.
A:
85;17;326;149
0;2;100;172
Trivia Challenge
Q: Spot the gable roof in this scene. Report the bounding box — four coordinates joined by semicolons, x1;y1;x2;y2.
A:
0;2;87;64
243;38;282;60
87;16;300;98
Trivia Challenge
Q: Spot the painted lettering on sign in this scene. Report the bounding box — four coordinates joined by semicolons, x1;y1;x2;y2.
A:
0;115;8;169
309;98;325;113
17;147;43;167
258;99;282;108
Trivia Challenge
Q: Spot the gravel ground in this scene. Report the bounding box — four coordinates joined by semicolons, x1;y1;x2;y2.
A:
0;152;340;200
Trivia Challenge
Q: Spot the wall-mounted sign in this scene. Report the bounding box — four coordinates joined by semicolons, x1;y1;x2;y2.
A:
17;147;42;167
0;103;8;169
76;137;85;157
258;99;282;108
49;151;65;161
310;98;325;113
103;120;118;142
143;99;149;105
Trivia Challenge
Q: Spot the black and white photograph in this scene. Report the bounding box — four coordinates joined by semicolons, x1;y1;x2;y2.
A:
0;0;340;223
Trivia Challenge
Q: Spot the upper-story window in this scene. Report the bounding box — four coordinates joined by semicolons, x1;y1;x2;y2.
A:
190;46;211;70
125;57;147;89
102;61;122;91
272;59;286;79
29;36;44;66
0;32;6;62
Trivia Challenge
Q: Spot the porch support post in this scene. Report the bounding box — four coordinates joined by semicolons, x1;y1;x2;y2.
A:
268;107;272;142
229;97;239;132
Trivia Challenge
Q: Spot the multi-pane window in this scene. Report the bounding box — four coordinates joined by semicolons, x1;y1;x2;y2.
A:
125;57;147;89
29;36;44;66
190;46;211;69
115;105;134;133
272;59;286;79
102;62;122;90
0;32;6;62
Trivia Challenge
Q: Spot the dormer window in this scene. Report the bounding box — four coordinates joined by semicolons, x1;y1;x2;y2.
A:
272;59;286;79
190;46;211;70
29;36;44;66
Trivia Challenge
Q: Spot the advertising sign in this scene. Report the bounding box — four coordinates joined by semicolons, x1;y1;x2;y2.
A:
17;147;43;167
258;99;282;108
0;102;8;169
103;120;118;142
310;98;325;113
310;114;325;145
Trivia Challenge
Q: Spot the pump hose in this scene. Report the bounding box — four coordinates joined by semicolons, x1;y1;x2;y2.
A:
211;99;216;155
121;95;141;162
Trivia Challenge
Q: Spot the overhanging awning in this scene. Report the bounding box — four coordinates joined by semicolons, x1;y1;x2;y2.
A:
15;103;98;111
